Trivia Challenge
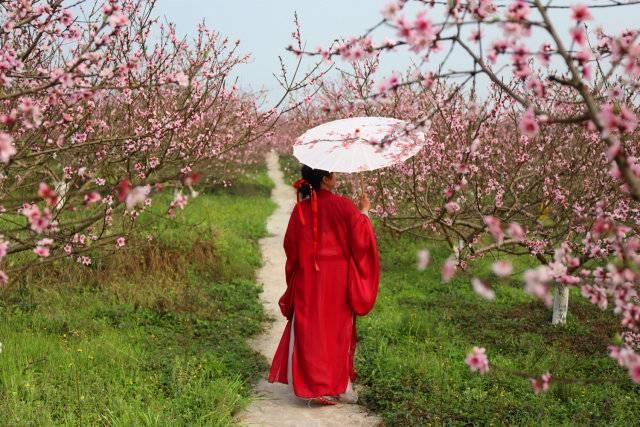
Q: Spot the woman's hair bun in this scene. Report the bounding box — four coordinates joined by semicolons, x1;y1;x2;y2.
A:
299;165;332;198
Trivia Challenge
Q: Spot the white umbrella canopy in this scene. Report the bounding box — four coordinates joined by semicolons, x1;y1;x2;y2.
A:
293;116;425;173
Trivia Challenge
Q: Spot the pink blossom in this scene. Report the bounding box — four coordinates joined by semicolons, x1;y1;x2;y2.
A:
537;43;552;67
617;105;637;133
571;4;592;22
441;257;457;283
377;72;401;94
34;237;55;256
175;72;189;87
103;4;116;15
524;265;553;306
33;246;50;257
381;1;402;20
420;71;434;89
60;9;73;26
416;249;430;271
0;237;8;260
21;205;51;234
507;222;526;241
396;16;412;40
470;0;497;20
610;345;640;383
37;238;53;247
484;216;504;244
621;303;640;329
570;27;587;46
410;11;436;50
108;12;129;28
77;256;92;266
116;237;126;248
581;285;608;310
530;371;552;394
414;11;432;35
84;192;101;204
574;48;592;66
488;39;509;63
469;29;482;43
18;98;34;113
519;108;539;137
502;21;531;39
445;201;460;213
38;182;58;206
512;43;530;64
507;1;529;21
0;110;17;126
315;46;331;62
492;260;513;277
472;277;496;300
530;378;542;394
174;192;188;209
0;132;16;163
607;86;624;100
527;78;545;98
598;103;638;134
465;346;490;374
630;362;640;383
609;345;637;367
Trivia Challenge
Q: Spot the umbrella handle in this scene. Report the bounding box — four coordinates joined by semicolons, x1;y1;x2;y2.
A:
357;175;370;214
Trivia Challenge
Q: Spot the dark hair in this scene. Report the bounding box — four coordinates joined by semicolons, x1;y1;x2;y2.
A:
299;165;332;198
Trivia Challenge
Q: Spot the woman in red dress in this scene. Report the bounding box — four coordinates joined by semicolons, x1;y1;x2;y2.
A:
268;165;380;405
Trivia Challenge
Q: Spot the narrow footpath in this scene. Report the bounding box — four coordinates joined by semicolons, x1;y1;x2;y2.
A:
236;151;381;427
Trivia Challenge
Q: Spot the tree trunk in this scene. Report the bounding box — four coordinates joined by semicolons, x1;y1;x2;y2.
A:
54;180;70;212
552;285;569;325
453;239;464;260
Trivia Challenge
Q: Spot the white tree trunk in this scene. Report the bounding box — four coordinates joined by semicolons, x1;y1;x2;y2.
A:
552;285;569;325
453;239;465;260
54;180;70;212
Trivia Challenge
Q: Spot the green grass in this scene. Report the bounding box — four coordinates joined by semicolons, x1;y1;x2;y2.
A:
0;165;275;426
280;153;640;425
355;233;640;426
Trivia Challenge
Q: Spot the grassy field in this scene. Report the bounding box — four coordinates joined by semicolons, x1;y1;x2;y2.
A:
279;154;640;426
0;166;275;426
356;234;640;425
5;154;637;426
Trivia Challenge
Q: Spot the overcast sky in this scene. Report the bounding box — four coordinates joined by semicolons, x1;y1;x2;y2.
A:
155;1;639;105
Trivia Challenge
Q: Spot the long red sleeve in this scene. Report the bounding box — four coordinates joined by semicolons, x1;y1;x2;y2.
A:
278;211;299;320
347;207;380;316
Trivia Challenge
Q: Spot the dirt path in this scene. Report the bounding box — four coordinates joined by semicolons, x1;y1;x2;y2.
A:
236;152;381;427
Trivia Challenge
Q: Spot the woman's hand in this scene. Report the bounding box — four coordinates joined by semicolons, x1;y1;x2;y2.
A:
358;191;370;213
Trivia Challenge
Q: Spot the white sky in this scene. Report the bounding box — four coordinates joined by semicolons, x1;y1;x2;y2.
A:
155;1;640;106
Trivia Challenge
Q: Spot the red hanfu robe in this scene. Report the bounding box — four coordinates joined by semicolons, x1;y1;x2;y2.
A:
268;188;380;398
